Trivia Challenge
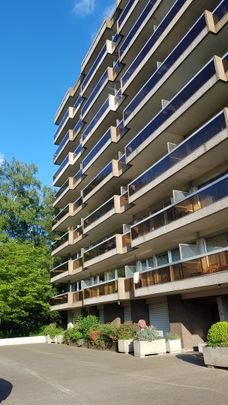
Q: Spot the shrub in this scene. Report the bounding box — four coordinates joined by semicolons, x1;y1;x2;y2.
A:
64;327;83;343
118;321;135;340
74;315;99;340
87;323;119;349
43;323;64;339
134;327;159;342
207;322;228;347
166;332;180;341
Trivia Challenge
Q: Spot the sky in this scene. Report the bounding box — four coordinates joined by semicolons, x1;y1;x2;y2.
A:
0;0;115;187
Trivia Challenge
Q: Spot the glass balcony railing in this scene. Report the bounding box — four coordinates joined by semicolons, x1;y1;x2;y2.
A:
81;43;107;92
53;205;69;225
73;196;83;211
135;250;228;289
84;235;117;261
125;57;217;158
119;0;157;58
82;98;110;142
51;260;68;278
72;256;83;271
73;143;85;160
73;291;83;303
73;119;84;136
83;161;113;198
73;168;83;185
73;225;83;240
213;0;228;25
81;70;109;118
55;179;69;200
123;13;206;120
54;132;70;160
82;128;111;170
118;0;136;30
131;174;228;240
121;0;186;87
53;155;69;180
73;95;84;113
52;232;68;251
117;120;128;138
51;293;68;306
54;109;69;141
129;111;226;196
84;197;115;228
84;280;118;299
113;60;123;77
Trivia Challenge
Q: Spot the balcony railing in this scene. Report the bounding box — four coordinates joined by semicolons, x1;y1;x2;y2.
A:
125;57;217;158
123;13;206;119
117;0;136;30
54;132;69;161
84;235;116;261
51;260;68;278
54;110;69;141
128;111;227;196
121;0;186;87
82;98;110;142
52;232;68;251
73;168;83;185
73;119;84;136
53;205;69;225
55;179;69;200
73;196;83;211
119;0;157;58
73;291;83;303
73;225;83;240
73;143;85;160
73;95;84;113
51;293;68;306
81;43;107;92
81;70;109;118
213;0;228;26
82;161;113;198
53;155;69;181
84;196;115;228
84;280;118;299
72;256;83;271
131;175;228;241
113;60;123;77
135;250;228;289
82;128;111;170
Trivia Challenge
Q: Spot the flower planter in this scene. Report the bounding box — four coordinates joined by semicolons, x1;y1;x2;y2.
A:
46;335;55;344
133;339;166;358
55;335;64;344
166;339;182;353
203;346;228;368
118;339;133;354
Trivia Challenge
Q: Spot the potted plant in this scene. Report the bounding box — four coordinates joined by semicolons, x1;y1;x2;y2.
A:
117;321;135;354
43;323;64;344
166;332;182;353
64;327;84;346
133;327;166;358
203;322;228;368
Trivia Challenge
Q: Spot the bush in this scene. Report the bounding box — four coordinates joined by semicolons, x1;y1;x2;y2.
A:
118;321;135;340
43;323;64;339
87;323;119;349
74;315;99;340
166;332;180;341
134;327;159;342
64;327;83;343
207;322;228;347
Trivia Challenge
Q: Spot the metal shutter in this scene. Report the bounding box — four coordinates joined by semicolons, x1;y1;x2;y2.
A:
149;301;170;336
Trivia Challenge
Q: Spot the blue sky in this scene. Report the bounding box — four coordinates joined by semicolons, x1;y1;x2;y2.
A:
0;0;115;187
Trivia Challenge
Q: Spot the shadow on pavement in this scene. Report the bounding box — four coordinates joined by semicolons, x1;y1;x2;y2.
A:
0;379;13;402
176;352;205;367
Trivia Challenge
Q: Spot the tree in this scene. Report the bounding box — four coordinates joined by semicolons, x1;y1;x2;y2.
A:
0;158;54;245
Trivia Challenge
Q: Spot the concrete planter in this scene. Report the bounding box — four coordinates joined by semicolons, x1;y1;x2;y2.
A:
166;339;182;353
133;339;166;358
118;339;133;354
203;346;228;368
55;335;64;344
46;335;63;344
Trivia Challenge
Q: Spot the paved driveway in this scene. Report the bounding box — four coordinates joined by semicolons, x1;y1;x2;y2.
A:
0;344;227;405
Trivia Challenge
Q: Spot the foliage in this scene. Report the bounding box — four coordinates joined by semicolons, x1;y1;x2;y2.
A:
87;323;118;349
0;239;55;336
0;158;54;246
207;322;228;347
43;323;64;338
134;327;159;342
74;315;99;340
166;332;180;341
64;327;83;343
117;321;135;340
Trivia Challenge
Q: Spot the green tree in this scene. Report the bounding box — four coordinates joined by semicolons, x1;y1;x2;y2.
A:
0;158;54;245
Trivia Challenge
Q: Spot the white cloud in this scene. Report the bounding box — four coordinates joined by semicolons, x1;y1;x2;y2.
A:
0;153;4;166
102;2;115;20
73;0;95;17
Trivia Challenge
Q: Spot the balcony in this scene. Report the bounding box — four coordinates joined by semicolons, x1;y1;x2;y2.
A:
81;39;118;98
131;174;228;252
117;0;148;35
83;233;131;271
125;54;228;165
54;107;75;144
51;291;83;311
132;249;228;298
83;278;129;306
83;194;132;241
81;94;122;150
51;225;84;256
53;143;86;186
128;109;228;205
50;256;83;283
82;157;129;208
123;5;228;124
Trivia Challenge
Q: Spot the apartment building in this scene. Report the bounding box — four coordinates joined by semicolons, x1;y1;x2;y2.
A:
51;0;228;349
